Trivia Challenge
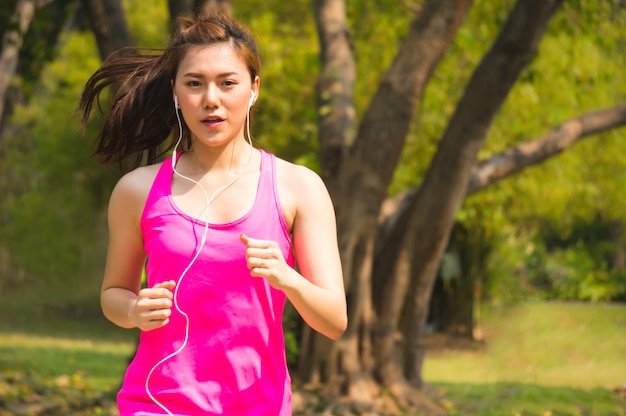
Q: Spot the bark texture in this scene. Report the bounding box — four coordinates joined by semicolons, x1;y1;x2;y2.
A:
377;0;564;389
305;0;474;412
467;104;626;194
195;0;232;17
79;0;134;61
314;0;356;181
0;0;36;127
168;0;232;30
307;0;566;411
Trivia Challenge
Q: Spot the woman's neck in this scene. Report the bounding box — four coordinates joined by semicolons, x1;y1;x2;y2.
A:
185;139;254;176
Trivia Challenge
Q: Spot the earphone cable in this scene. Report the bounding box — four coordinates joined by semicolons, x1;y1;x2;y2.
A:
145;101;254;415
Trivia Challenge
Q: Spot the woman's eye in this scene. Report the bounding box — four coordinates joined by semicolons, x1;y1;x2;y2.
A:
223;80;236;86
186;81;201;87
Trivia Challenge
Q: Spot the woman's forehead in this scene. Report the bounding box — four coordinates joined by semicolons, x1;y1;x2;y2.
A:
178;43;246;73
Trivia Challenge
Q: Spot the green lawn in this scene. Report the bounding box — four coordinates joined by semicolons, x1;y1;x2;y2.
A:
1;282;625;415
0;282;135;415
423;301;626;415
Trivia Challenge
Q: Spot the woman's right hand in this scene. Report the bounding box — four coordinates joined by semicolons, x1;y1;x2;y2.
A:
130;280;176;331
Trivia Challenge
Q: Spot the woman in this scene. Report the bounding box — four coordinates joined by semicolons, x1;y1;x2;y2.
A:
79;14;347;415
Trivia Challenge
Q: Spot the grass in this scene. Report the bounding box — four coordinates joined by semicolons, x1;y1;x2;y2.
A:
0;281;135;415
431;383;624;416
423;301;626;415
1;333;132;390
1;281;625;415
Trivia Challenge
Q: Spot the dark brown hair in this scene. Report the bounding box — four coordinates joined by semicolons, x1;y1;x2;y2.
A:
78;14;261;169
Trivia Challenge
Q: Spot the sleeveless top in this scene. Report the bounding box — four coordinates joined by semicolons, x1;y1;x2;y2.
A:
117;150;295;415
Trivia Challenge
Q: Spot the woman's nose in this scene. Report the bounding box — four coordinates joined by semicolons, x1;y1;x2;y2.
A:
203;85;219;108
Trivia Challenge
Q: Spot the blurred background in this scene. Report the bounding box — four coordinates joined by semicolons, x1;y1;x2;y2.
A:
0;0;625;415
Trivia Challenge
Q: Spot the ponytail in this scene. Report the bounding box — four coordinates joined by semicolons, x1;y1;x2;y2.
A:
78;47;178;169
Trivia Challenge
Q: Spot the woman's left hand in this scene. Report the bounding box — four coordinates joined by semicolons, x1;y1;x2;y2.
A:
240;233;295;290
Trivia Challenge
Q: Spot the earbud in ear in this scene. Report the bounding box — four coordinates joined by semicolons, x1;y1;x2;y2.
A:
174;95;179;108
249;91;256;106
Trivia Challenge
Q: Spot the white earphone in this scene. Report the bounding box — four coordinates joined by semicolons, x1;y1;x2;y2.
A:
149;88;255;416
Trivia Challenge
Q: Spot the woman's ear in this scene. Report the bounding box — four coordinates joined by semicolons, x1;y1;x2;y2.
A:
249;76;261;106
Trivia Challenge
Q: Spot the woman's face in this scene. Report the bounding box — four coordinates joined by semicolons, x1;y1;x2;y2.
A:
173;43;259;149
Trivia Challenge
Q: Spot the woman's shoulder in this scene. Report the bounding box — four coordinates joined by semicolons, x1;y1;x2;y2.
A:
273;156;330;202
110;162;163;204
274;156;323;185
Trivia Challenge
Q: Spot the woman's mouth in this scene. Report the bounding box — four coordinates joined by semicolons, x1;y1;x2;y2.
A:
201;116;224;127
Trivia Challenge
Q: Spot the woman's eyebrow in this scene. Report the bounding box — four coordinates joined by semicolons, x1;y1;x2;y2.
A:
181;71;241;78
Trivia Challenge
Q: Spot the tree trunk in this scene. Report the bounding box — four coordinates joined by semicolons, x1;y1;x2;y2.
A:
608;218;625;271
352;0;473;400
377;103;626;352
79;0;134;61
314;0;356;181
0;0;36;129
428;244;474;337
195;0;232;17
167;0;232;30
168;0;195;28
167;0;233;28
305;0;473;412
391;0;563;387
295;0;358;395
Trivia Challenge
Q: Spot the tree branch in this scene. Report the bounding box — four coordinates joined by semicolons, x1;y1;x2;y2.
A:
380;104;626;227
467;103;626;195
346;0;473;196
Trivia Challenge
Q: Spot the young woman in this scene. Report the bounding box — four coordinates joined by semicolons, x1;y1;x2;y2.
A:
79;14;347;415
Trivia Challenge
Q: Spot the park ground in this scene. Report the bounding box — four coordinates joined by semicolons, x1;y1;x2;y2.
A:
1;282;625;415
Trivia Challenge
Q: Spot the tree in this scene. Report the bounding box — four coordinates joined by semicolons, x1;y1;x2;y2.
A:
305;0;626;413
78;0;134;61
0;0;76;134
0;0;37;129
167;0;232;29
1;0;625;413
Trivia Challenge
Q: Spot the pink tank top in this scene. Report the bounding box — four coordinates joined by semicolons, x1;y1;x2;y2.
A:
117;150;295;415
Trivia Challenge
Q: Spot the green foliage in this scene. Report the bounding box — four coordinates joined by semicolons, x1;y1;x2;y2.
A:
482;227;542;305
243;9;321;166
481;215;626;305
0;0;172;285
348;0;411;113
524;217;626;302
420;0;626;305
122;0;169;47
18;0;76;89
282;304;302;369
3;1;624;411
0;0;19;42
0;28;114;283
481;0;626;226
1;0;625;310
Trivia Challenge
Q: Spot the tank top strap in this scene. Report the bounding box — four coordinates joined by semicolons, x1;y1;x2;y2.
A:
258;149;276;208
142;154;179;222
259;149;271;186
257;149;291;241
